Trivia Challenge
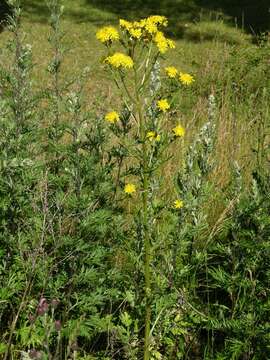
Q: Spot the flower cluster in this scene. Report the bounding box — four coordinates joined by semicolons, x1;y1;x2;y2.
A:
165;66;195;85
146;131;161;142
97;15;175;62
154;31;175;54
97;16;186;204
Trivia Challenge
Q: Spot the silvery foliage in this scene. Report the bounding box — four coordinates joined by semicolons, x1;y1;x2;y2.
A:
147;60;161;128
149;60;161;97
186;93;216;177
178;94;217;223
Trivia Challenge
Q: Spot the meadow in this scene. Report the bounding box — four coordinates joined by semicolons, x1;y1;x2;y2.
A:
0;1;269;359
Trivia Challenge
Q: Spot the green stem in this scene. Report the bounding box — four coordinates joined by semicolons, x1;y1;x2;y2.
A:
134;64;151;360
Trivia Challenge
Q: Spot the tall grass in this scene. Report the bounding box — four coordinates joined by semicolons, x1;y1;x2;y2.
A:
0;1;270;359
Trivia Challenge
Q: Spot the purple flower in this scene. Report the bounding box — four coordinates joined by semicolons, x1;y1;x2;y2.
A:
55;320;61;332
37;298;49;316
29;349;43;359
28;314;35;324
51;298;60;309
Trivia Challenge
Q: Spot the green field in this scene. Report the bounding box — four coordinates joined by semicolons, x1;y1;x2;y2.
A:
0;1;270;359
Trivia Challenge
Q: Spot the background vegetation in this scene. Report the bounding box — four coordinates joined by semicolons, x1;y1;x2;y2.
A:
0;0;269;359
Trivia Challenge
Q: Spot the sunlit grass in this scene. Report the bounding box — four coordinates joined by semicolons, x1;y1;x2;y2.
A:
0;0;262;217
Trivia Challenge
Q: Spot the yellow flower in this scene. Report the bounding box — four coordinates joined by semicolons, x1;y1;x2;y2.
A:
133;19;146;29
167;39;176;49
119;19;133;31
165;66;178;78
157;99;170;112
146;131;161;142
172;124;185;137
145;21;158;34
154;31;167;53
96;26;119;43
132;16;168;35
174;199;184;209
124;183;136;195
105;53;134;69
179;72;194;85
154;31;175;54
129;27;142;39
105;111;120;123
147;15;168;27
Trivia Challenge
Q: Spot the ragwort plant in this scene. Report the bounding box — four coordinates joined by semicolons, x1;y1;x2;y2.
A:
96;16;194;359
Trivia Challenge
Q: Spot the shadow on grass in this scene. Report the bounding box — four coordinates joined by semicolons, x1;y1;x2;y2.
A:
84;0;269;34
2;0;269;37
0;1;12;31
196;0;270;34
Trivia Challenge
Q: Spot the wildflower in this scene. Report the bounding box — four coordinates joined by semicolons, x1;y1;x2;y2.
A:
145;18;158;34
124;183;136;195
174;199;184;209
134;19;146;28
154;31;175;54
167;39;176;49
55;320;61;332
148;15;168;27
130;27;142;39
105;52;134;69
165;66;178;78
179;72;194;85
51;299;60;309
146;131;161;142
37;298;49;316
154;31;167;53
29;349;43;359
119;19;133;31
96;26;119;43
157;99;170;112
172;124;185;137
105;111;120;123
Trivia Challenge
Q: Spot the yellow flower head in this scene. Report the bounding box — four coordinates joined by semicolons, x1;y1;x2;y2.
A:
96;26;119;43
129;27;142;39
167;39;176;49
105;52;134;69
134;19;146;28
119;19;133;31
172;124;185;137
145;18;158;34
124;183;136;195
157;99;170;113
146;131;161;142
154;31;175;54
148;15;168;27
165;66;178;78
105;111;120;123
179;72;194;85
154;31;167;53
174;199;184;209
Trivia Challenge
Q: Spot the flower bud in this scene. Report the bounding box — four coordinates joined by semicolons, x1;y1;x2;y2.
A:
51;299;60;309
28;314;35;324
55;320;61;332
37;298;49;316
29;349;42;359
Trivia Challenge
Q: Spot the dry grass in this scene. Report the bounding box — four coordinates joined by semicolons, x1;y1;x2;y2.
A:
0;2;265;218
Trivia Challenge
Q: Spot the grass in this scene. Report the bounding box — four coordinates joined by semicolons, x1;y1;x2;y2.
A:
0;0;268;213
